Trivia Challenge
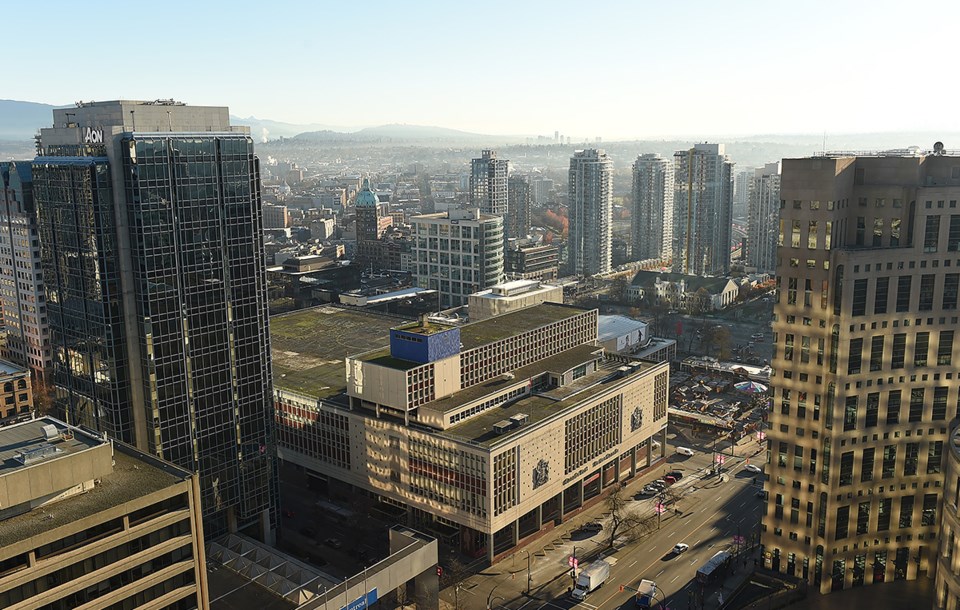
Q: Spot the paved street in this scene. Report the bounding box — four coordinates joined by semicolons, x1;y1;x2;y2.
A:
445;435;765;610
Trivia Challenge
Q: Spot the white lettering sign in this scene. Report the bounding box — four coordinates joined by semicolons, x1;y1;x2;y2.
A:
83;127;104;145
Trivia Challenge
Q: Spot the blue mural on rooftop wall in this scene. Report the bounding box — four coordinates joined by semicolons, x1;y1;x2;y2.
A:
390;326;461;363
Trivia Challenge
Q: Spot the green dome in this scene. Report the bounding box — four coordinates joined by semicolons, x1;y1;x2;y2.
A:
355;178;379;208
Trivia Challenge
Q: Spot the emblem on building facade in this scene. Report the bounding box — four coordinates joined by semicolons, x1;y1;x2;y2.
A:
631;406;643;432
532;459;550;489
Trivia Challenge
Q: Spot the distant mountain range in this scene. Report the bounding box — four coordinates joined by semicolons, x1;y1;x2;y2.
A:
0;100;60;140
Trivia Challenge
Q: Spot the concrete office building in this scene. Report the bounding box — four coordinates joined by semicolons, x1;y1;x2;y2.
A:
272;304;668;563
936;425;960;610
0;162;51;380
0;360;32;427
0;417;209;609
762;151;960;596
631;154;674;262
33;100;277;541
470;150;509;216
507;174;531;240
745;162;781;274
468;279;563;321
412;208;504;308
568;149;613;276
672;143;734;276
505;239;560;281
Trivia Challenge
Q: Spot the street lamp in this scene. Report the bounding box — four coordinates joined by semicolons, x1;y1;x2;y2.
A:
522;550;533;595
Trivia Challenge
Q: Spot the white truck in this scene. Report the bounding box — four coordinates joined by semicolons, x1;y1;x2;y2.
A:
571;560;611;601
635;579;657;608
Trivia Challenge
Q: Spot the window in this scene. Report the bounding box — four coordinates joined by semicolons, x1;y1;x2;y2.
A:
924;216;941;252
825;221;833;249
865;392;879;428
878;498;892;531
857;502;870;535
847;338;863;375
886;390;901;425
928;441;943;474
909;388;925;422
896;276;912;312
792;220;801;248
784;334;794;361
891;334;906;369
904;443;919;476
856;217;866;246
801;336;810;364
861;447;875;482
938;331;954;366
949;215;960;251
899;496;914;528
852;279;868;316
882;445;897;478
835;505;850;540
808;221;819;249
914;332;929;367
873;217;884;247
839;452;854;486
919;274;935;311
945;274;960;310
788;277;797;305
933;387;948;421
874;277;889;314
833;266;844;315
869;336;884;372
844;396;858;431
922;493;938;526
891;218;901;247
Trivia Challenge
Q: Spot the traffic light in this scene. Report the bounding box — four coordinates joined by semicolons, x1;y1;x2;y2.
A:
437;566;443;577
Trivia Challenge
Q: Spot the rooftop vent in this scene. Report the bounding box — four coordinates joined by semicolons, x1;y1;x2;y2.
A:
493;420;515;435
509;413;529;427
14;443;61;465
42;423;59;441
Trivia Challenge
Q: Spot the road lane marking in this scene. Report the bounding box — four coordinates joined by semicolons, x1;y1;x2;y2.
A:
629;560;637;567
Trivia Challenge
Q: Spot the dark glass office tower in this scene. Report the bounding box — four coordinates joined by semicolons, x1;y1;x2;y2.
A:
33;101;277;541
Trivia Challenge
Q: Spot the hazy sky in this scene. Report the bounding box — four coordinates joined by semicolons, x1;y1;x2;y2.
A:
9;0;959;138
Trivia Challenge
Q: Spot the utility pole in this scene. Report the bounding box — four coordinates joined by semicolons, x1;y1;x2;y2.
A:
523;550;532;595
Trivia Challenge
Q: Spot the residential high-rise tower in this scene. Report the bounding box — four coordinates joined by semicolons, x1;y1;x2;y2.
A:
746;162;781;273
631;153;674;262
470;149;509;216
672;143;734;276
568;149;613;276
33;100;277;540
507;174;531;240
763;150;960;595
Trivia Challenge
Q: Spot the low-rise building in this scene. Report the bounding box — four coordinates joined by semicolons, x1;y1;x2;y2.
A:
0;360;31;426
628;270;738;312
468;280;563;321
0;417;208;609
272;304;668;563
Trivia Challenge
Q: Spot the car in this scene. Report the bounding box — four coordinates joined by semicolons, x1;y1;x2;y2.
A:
323;537;343;549
676;447;695;457
672;543;690;554
581;521;603;533
642;486;659;495
744;464;763;474
756;490;766;498
666;471;684;480
664;475;677;485
651;479;668;489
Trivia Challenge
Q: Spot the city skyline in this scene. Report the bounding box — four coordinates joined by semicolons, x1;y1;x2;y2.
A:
6;1;959;138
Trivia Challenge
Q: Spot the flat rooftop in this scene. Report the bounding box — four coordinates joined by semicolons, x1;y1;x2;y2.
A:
0;359;26;377
271;306;410;398
441;355;659;448
0;418;103;476
0;430;190;549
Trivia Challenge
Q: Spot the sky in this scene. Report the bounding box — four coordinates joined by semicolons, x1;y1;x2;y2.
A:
8;0;960;139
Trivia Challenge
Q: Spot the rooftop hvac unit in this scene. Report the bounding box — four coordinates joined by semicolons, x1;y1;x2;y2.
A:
14;443;60;465
493;420;515;435
42;423;59;441
509;413;529;426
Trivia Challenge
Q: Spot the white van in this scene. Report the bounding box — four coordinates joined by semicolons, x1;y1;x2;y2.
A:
676;447;695;456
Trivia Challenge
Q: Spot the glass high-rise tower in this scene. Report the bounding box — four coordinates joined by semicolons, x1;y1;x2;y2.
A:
33;100;277;541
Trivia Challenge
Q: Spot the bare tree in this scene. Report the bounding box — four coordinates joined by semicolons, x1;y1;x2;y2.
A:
32;378;56;418
605;485;644;547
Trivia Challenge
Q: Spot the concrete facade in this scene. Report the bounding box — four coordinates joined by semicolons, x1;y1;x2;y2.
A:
631;153;674;262
0;417;208;609
275;304;669;563
672;143;734;276
468;280;563;321
470;150;509;217
763;152;960;597
568;149;613;276
746;162;781;274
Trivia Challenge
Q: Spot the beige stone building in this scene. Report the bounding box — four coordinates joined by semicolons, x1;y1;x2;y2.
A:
763;151;960;595
936;425;960;609
0;417;208;609
273;303;668;562
467;279;563;321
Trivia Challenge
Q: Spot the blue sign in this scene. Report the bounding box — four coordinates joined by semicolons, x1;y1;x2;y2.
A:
341;588;378;610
